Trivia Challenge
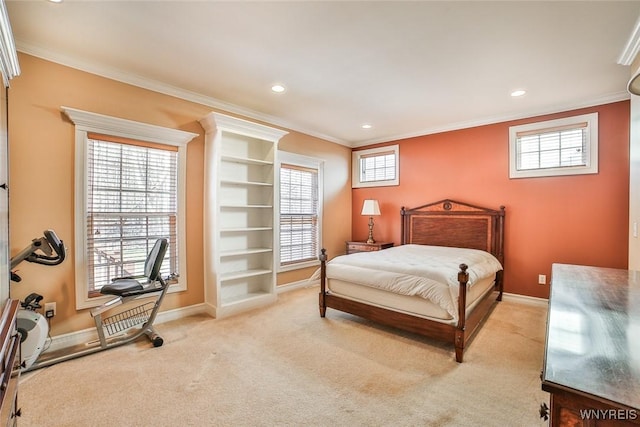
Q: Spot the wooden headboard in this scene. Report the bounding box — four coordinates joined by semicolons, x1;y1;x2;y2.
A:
400;199;505;266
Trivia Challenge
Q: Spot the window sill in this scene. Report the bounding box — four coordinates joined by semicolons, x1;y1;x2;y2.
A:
278;259;320;273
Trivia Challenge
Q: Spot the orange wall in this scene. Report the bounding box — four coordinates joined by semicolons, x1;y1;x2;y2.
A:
352;101;630;298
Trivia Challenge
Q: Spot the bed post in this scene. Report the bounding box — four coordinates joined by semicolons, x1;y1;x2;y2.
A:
497;206;506;263
496;206;505;302
455;263;469;363
319;248;327;317
400;206;406;245
495;270;504;302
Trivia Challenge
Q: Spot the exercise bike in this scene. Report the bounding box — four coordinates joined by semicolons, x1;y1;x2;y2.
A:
12;230;170;372
11;230;66;369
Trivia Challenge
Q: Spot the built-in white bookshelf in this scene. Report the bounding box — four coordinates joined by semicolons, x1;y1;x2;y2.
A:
199;112;288;317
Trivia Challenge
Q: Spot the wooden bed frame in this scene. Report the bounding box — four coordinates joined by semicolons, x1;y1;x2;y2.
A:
319;199;505;362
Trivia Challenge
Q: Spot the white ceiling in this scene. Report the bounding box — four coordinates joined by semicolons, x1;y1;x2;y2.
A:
6;1;640;147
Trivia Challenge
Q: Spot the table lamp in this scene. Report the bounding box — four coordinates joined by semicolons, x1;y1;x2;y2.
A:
361;199;381;244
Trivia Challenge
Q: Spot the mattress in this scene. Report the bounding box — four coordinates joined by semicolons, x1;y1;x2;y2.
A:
316;244;503;323
327;275;497;325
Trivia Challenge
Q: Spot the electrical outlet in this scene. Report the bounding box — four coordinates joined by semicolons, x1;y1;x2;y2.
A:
44;301;56;318
538;274;546;285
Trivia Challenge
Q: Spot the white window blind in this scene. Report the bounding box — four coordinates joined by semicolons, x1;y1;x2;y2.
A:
516;123;587;171
509;113;598;179
360;151;397;182
87;135;178;294
352;144;399;188
279;163;318;266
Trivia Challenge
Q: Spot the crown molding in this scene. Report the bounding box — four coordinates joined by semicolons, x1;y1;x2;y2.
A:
16;40;350;147
351;91;631;148
199;111;288;142
619;15;640;66
0;0;20;86
16;40;631;150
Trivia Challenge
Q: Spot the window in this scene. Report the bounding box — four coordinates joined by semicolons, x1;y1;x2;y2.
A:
278;151;323;271
86;136;177;294
352;145;399;188
63;107;197;309
509;113;598;179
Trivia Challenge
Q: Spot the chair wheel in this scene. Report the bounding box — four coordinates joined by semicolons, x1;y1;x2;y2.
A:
152;336;164;347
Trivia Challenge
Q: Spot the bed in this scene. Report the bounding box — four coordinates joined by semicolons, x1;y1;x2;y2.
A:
317;199;505;362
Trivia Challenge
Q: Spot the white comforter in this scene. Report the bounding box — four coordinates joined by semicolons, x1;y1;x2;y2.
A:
314;244;502;320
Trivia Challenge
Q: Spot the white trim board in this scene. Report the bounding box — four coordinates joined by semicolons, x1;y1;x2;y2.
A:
40;286;545;355
18;41;630;149
17;41;347;147
44;303;209;354
502;292;548;308
43;278;317;353
277;278;319;294
618;15;640;66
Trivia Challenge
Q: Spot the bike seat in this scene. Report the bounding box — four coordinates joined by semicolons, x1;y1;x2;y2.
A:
100;278;144;296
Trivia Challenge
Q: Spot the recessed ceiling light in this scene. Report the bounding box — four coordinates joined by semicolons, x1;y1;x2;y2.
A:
271;84;285;93
511;89;526;97
48;0;63;3
361;124;372;129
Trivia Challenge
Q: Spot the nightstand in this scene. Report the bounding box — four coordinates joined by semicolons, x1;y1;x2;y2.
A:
345;241;394;255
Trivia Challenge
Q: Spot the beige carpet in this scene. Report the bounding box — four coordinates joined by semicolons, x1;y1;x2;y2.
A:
18;286;549;427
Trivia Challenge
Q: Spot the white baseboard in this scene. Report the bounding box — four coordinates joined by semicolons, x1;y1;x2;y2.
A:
46;302;210;352
502;292;548;307
276;278;318;293
44;288;545;352
47;281;319;351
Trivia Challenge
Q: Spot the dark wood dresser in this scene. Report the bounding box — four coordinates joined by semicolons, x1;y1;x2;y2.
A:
0;299;20;425
542;264;640;426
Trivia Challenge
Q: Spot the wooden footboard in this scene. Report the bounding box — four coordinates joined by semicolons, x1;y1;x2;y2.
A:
318;249;500;362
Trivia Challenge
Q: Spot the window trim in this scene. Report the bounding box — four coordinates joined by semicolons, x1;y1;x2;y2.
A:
509;113;598;179
276;151;323;272
63;107;198;309
352;144;399;188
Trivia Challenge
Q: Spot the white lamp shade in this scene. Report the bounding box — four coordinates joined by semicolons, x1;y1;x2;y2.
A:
361;199;381;216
